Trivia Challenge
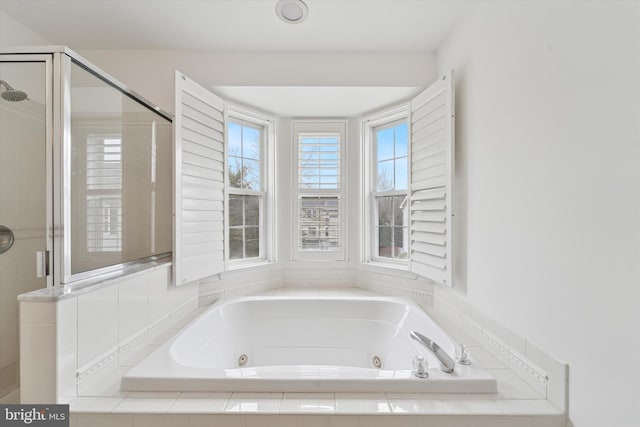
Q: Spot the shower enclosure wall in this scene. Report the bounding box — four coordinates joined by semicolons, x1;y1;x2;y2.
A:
0;47;172;402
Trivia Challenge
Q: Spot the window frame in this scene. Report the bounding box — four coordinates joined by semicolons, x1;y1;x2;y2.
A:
225;105;276;268
291;120;347;262
362;105;410;268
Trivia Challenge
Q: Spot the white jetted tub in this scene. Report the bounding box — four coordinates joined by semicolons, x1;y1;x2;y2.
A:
122;296;497;393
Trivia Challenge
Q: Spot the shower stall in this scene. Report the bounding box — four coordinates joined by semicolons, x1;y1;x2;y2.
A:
0;47;172;402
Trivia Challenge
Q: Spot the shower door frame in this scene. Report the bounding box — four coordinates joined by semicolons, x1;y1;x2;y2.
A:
0;53;55;288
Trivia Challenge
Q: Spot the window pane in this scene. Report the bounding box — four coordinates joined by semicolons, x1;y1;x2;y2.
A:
243;159;261;190
300;175;319;188
243;126;260;160
395;158;408;191
229;228;243;259
245;226;260;258
299;196;340;251
228;156;242;188
394;227;408;259
298;134;340;190
393;195;408;227
228;122;242;156
245;196;260;226
377;127;394;161
228;121;262;191
228;117;266;263
229;195;243;227
377;160;394;191
378;227;392;258
377;196;393;226
375;195;408;260
319;137;338;145
395;123;408;157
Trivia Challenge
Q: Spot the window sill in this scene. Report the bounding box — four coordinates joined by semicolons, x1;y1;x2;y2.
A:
227;259;276;272
361;260;418;279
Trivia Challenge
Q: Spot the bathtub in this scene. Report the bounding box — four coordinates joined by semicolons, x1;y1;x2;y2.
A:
121;296;497;393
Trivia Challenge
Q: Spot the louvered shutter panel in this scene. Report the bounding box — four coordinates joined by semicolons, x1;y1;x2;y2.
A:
174;71;225;286
409;70;454;286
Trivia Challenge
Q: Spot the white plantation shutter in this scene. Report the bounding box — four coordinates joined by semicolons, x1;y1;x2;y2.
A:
410;70;454;286
174;71;225;286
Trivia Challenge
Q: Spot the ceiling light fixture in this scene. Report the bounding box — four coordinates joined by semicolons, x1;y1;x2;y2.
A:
275;0;308;24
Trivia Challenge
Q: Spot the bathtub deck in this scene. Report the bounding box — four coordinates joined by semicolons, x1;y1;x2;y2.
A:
68;288;566;427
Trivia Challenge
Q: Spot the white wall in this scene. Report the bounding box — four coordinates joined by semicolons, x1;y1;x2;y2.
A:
79;49;437;115
437;2;640;426
0;10;50;47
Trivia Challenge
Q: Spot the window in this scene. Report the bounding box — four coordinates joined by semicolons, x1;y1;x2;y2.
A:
362;107;410;267
292;121;346;261
362;71;454;285
226;108;275;265
373;120;409;261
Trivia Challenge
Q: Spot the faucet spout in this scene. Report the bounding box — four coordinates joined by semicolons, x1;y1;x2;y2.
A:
410;331;456;373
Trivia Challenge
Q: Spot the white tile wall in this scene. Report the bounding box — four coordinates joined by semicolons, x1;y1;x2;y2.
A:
280;393;335;414
224;393;283;413
56;297;78;403
19;263;201;403
489;369;544;400
198;266;282;305
525;341;569;412
76;357;124;397
386;393;446;414
77;286;118;369
438;394;501;414
168;392;230;414
432;285;568;412
113;397;177;413
19;303;56;403
283;267;356;288
118;275;149;346
334;394;390;414
70;396;126;412
147;267;175;326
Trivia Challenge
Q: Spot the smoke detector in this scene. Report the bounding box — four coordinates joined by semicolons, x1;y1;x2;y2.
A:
275;0;308;24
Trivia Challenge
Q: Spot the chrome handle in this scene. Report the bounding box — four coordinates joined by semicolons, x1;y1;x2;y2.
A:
457;344;471;365
36;250;49;278
412;355;429;378
0;225;14;254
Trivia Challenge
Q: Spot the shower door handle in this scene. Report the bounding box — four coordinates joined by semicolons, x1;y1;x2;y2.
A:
36;250;50;278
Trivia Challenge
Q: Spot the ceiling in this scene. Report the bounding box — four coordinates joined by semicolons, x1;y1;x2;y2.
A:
0;0;471;117
0;0;470;52
213;86;423;117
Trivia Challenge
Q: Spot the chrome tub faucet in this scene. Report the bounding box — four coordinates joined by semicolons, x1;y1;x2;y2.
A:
410;331;456;373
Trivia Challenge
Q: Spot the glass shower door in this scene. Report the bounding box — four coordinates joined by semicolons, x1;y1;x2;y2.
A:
0;59;50;402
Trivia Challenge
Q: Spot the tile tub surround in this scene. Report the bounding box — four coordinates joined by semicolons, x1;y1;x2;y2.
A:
19;263;200;403
356;279;570;413
63;287;564;426
20;276;566;424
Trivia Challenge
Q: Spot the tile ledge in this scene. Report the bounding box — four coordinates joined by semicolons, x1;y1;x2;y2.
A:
69;395;565;417
18;260;172;302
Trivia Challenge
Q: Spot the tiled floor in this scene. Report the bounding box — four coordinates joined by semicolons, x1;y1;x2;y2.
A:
68;287;566;427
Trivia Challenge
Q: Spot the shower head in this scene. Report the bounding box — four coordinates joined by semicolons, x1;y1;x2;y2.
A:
0;80;28;102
